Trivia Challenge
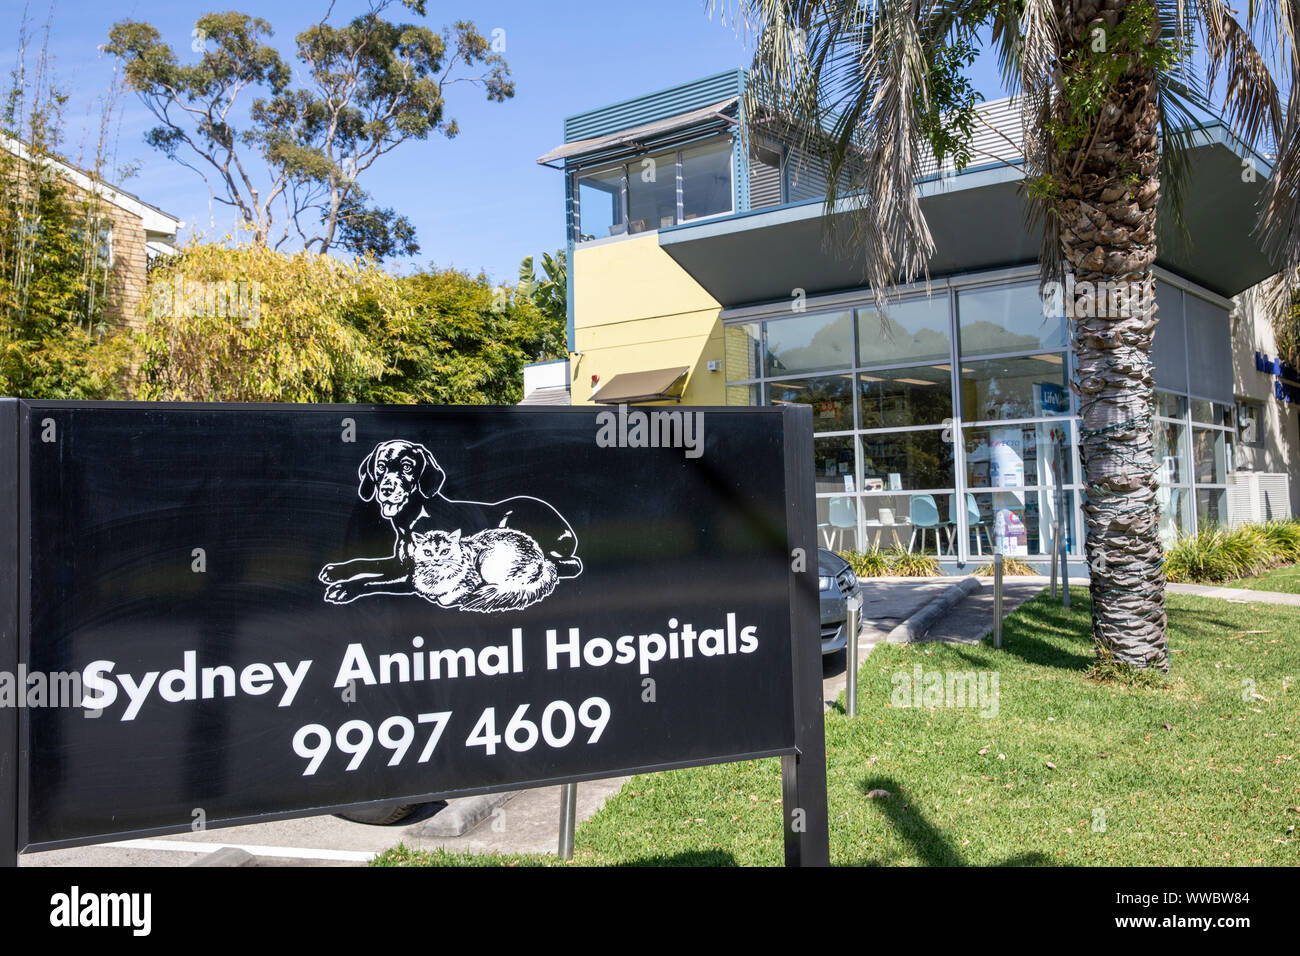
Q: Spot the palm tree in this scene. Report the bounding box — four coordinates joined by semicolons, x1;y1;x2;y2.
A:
718;0;1299;671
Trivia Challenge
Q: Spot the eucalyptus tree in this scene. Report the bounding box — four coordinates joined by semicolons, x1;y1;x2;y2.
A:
720;0;1298;670
106;1;513;258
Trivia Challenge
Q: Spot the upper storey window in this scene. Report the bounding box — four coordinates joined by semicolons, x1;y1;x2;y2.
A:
573;135;734;242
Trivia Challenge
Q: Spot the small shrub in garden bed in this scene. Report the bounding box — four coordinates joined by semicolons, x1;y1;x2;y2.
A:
974;556;1038;576
1164;519;1300;584
838;548;940;577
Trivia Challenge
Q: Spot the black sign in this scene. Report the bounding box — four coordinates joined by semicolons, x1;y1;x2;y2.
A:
0;400;827;864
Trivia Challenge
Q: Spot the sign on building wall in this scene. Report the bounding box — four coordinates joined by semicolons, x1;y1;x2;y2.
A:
1255;351;1300;404
0;401;827;865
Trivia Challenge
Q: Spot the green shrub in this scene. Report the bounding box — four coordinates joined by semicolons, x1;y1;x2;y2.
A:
839;548;890;577
1260;519;1300;565
836;547;940;577
1164;520;1299;584
973;556;1038;576
132;241;564;403
886;549;941;577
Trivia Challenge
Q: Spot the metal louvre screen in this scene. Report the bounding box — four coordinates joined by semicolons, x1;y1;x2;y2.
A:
1183;294;1234;403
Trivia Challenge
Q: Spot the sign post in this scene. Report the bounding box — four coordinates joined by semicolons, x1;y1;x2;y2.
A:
1;400;17;868
0;400;828;867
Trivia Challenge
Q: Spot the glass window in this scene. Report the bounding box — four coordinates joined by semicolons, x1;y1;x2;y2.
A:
858;366;952;428
857;494;910;551
576;166;624;241
1190;398;1215;424
764;311;854;376
967;489;1068;557
964;422;1073;488
960;354;1069;420
817;495;860;553
958;283;1064;357
681;140;732;221
724;323;761;382
815;436;857;493
1192;426;1228;484
627;149;678;233
857;297;951;367
768;374;853;431
859;430;954;491
1157;485;1192;545
1196;488;1229;529
1154;419;1188;485
1156;391;1187;419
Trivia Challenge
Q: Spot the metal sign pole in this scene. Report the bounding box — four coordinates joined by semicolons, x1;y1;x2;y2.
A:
1;400;18;867
557;782;577;860
845;595;861;717
781;408;830;866
1049;524;1058;599
1054;441;1070;608
993;553;1004;650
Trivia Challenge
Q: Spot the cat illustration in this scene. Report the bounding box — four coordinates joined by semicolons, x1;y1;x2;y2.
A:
410;527;559;612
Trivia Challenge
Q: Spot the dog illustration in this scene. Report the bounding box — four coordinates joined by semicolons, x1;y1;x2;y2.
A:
318;439;582;607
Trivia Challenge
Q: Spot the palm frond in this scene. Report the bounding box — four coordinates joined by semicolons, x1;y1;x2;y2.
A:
719;0;991;309
988;0;1060;284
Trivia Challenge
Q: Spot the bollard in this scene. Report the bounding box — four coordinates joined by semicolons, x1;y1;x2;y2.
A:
846;594;861;717
993;553;1004;650
1049;527;1058;599
557;782;577;860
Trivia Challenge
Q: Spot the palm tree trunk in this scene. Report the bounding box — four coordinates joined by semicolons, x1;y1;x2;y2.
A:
1054;0;1168;669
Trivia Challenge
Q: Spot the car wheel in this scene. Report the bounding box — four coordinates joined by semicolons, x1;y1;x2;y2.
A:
335;802;422;826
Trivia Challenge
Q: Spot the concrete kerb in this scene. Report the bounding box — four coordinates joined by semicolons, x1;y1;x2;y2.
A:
414;790;519;838
885;576;982;643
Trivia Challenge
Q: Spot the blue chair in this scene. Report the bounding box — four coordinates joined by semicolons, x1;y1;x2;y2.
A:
827;497;858;552
909;494;946;554
950;493;992;555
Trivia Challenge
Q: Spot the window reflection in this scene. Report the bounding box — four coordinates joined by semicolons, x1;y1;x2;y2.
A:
964;422;1073;488
769;374;853;431
815;435;857;493
765;311;854;376
627;149;678;232
1155;420;1188;484
858;430;953;491
576;166;624;241
857;297;951;367
960;354;1069;420
858;366;951;428
681;140;732;221
1192;426;1228;484
958;283;1063;356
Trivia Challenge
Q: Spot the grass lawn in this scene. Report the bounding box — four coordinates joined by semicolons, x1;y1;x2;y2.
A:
373;588;1299;867
1227;563;1300;595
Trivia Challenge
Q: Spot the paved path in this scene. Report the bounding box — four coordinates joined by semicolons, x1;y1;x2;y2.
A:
20;778;629;867
821;576;1049;706
1167;582;1300;606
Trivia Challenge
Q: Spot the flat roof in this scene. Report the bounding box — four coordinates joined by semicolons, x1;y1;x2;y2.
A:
657;123;1277;304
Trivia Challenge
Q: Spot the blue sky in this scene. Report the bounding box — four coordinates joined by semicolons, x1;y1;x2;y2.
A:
7;1;1012;283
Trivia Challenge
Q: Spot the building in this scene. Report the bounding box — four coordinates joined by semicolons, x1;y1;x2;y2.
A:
537;71;1299;571
1;133;181;327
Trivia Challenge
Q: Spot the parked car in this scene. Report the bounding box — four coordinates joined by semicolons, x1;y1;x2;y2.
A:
818;548;861;656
